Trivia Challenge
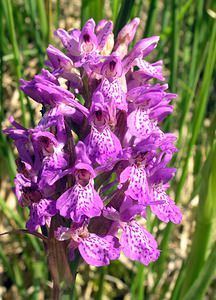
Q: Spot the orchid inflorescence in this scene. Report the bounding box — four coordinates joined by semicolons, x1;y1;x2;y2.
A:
4;18;182;267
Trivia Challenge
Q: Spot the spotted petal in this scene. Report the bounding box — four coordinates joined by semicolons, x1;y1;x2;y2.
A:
79;234;120;266
26;199;57;232
56;181;103;222
120;165;150;204
127;108;157;139
121;222;160;265
97;21;113;50
86;126;122;165
100;78;127;111
134;59;165;81
150;185;182;224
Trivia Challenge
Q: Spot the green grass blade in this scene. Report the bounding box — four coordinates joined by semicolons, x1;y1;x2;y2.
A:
177;0;204;149
0;136;16;183
163;0;179;131
143;0;158;37
55;0;61;29
81;0;105;28
111;0;120;23
0;4;4;126
95;266;106;300
37;0;48;43
5;0;27;126
113;0;135;36
184;242;216;300
159;0;193;42
169;0;179;93
180;141;216;296
46;0;53;44
169;261;186;300
175;19;216;204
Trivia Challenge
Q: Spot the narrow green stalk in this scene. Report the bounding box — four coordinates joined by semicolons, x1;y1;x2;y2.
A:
5;0;26;126
143;0;158;37
177;0;204;149
90;0;105;24
157;26;216;281
159;0;193;42
13;263;24;293
81;0;105;27
169;0;179;92
46;0;52;44
132;0;144;19
169;261;186;300
164;0;179;131
131;262;145;300
55;0;61;29
157;0;170;57
95;267;106;300
27;0;45;65
137;264;145;300
0;4;4;126
174;45;207;165
114;0;135;36
111;0;120;23
180;142;216;296
175;19;216;204
0;136;16;183
37;0;48;43
184;242;216;300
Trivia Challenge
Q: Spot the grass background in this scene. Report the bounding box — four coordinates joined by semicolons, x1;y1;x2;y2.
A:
0;0;216;299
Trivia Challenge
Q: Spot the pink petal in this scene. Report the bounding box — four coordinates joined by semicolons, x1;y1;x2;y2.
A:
121;222;160;265
79;234;120;266
150;185;182;224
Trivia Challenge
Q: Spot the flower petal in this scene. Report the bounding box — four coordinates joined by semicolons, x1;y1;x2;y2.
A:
56;182;103;222
150;185;182;224
27;199;57;232
86;126;122;165
79;234;120;266
121;222;160;265
127;108;157;139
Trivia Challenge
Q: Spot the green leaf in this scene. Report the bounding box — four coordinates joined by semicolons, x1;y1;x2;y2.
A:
114;0;135;36
184;242;216;300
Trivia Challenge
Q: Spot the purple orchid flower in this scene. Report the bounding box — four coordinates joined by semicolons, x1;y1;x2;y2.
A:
114;18;140;58
127;84;176;139
55;19;113;66
14;173;57;232
55;225;120;266
85;91;122;165
20;69;89;117
120;221;160;265
149;167;182;224
4;18;182;270
56;142;103;222
103;199;160;265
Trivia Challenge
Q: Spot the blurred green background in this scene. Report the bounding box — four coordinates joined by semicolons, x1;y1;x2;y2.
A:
0;0;216;299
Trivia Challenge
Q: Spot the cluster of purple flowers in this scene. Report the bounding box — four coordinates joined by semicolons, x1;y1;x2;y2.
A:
4;18;182;267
